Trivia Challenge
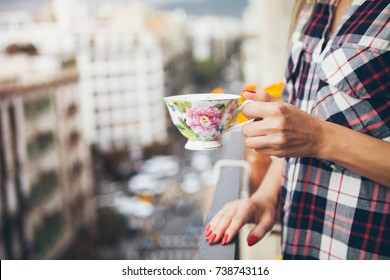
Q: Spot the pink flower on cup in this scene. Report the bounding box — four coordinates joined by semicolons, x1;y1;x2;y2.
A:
185;105;222;136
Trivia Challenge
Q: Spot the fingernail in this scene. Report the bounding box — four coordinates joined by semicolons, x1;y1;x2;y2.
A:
205;229;212;238
221;234;229;246
243;89;256;94
247;234;259;246
208;233;217;244
206;224;211;231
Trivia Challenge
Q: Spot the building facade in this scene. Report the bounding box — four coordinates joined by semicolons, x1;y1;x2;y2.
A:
77;25;167;151
189;16;242;64
241;0;294;87
0;6;169;153
0;61;95;259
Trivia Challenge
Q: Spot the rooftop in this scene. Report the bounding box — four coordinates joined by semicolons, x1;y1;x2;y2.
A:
0;55;78;97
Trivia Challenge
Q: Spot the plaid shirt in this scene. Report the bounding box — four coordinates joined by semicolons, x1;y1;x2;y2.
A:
280;0;390;259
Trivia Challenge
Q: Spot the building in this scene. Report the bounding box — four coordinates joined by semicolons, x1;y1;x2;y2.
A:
76;24;167;151
1;3;169;153
189;16;242;64
144;8;193;97
0;11;76;59
241;0;294;87
74;2;169;151
0;54;95;259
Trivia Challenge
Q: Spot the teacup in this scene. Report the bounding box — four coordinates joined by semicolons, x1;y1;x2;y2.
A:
163;93;251;150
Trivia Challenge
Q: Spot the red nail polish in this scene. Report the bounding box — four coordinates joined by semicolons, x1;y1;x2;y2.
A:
208;233;217;244
221;234;229;246
247;234;259;246
206;224;211;231
205;229;212;238
243;89;256;94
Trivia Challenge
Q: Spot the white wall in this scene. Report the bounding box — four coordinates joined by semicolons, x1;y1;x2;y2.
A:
242;0;294;88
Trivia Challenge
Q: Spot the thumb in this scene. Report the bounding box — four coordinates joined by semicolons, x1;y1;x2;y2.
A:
242;90;279;103
246;220;273;247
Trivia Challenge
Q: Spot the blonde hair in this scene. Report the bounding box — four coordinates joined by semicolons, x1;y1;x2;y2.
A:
289;0;318;42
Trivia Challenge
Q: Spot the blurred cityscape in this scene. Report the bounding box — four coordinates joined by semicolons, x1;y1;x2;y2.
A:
0;0;293;260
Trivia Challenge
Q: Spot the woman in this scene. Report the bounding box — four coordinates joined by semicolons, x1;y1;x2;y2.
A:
205;0;390;259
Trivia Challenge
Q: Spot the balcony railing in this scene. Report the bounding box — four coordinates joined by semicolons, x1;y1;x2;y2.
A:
197;131;247;260
196;131;283;260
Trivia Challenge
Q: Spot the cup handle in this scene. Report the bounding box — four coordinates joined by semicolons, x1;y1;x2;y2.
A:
225;100;255;132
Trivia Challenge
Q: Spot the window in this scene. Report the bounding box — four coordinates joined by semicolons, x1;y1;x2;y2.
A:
27;131;55;159
67;103;78;117
69;161;83;182
33;211;65;257
23;95;52;119
29;171;59;206
68;131;80;148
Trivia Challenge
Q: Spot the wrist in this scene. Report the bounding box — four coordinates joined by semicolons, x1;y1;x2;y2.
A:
316;120;351;164
250;188;279;208
315;120;336;161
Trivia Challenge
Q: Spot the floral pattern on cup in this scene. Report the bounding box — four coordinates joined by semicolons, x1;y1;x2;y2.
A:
167;98;237;141
185;105;222;137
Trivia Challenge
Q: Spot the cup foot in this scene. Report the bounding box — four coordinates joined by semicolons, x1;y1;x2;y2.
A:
185;140;222;150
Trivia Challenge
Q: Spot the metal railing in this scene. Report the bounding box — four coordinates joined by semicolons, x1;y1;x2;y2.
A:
197;131;249;260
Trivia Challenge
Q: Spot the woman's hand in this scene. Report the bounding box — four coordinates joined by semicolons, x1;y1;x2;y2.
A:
205;197;277;246
241;91;326;158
